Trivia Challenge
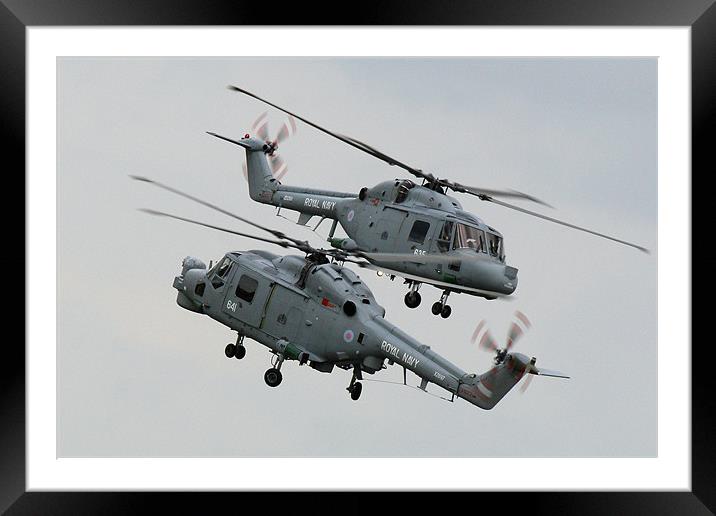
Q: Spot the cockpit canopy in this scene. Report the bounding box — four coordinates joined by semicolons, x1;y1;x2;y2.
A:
437;220;504;261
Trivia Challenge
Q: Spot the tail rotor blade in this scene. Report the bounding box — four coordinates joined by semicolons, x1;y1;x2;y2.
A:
506;310;531;351
252;111;270;141
471;320;498;352
241;162;248;182
275;116;297;145
519;372;534;394
270;154;288;181
470;320;485;346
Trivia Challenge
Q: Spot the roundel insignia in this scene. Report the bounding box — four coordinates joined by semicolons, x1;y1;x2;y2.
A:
343;329;355;343
347;209;355;222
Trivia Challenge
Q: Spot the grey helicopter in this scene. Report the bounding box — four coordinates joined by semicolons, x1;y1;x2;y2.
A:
207;85;648;319
133;175;568;407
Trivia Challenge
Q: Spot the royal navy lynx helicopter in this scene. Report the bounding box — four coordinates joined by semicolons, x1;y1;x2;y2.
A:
133;175;568;408
208;86;648;319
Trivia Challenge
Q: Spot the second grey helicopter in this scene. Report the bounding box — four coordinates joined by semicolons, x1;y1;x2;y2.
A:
208;86;649;318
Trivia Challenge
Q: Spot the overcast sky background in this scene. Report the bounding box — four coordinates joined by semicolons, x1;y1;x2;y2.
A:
57;57;657;458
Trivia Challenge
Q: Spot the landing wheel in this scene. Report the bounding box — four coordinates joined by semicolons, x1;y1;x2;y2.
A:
234;345;246;359
404;291;422;308
440;305;452;319
224;343;236;358
431;302;442;315
264;368;283;387
349;381;363;401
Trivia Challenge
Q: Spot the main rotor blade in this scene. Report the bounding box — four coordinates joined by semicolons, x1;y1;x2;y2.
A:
130;175;312;251
138;209;300;250
227;85;429;181
454;183;553;208
485;197;649;253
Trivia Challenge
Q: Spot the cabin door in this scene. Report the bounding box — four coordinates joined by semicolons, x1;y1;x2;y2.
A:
222;267;273;327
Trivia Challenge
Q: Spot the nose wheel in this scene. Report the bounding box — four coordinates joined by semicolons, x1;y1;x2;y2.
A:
431;291;452;318
224;334;246;359
404;282;422;308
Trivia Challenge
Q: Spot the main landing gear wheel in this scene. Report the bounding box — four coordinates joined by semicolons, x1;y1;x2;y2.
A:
347;366;363;401
432;290;452;318
404;291;421;308
264;368;283;387
349;382;363;401
404;282;422;308
228;334;246;359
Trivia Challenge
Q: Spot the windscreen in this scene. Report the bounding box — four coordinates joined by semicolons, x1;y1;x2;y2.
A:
208;256;233;288
452;224;486;253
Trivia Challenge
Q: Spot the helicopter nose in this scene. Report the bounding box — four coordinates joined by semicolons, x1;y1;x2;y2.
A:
502;265;518;294
173;258;206;293
174;268;206;314
463;259;518;295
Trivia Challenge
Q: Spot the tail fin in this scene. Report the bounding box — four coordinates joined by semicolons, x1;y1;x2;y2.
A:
244;145;276;203
207;132;277;204
458;352;568;410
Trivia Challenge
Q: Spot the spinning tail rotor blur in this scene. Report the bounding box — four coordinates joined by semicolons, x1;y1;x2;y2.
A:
471;311;565;394
241;111;297;182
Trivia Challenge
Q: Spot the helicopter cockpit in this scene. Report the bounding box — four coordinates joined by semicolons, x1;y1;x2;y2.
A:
437;220;505;262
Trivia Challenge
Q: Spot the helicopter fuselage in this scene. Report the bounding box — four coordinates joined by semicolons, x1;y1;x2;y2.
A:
173;250;529;409
255;173;519;299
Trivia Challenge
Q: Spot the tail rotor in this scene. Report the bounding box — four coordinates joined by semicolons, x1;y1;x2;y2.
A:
471;311;566;394
242;112;297;182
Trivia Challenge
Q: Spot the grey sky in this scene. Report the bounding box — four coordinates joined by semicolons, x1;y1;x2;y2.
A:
57;57;656;457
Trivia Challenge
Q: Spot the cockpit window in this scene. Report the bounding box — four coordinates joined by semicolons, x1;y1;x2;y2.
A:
217;258;232;278
486;232;504;260
453;224;486;253
209;257;233;289
437;221;454;252
395;179;415;203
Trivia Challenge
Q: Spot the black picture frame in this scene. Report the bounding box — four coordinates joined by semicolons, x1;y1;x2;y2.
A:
6;1;713;513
